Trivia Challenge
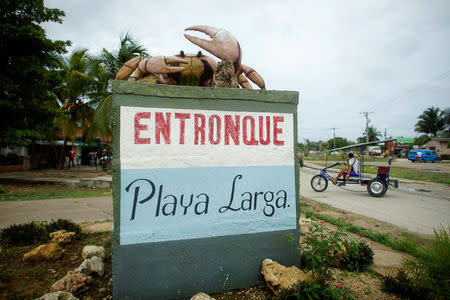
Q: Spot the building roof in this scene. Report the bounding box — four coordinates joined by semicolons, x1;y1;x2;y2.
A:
396;137;415;144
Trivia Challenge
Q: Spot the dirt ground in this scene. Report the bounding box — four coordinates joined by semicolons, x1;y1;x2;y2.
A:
0;232;112;300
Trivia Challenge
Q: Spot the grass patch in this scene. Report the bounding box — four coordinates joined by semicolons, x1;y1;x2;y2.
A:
303;210;424;257
1;219;82;246
383;227;450;300
304;155;391;163
0;183;111;201
363;165;450;185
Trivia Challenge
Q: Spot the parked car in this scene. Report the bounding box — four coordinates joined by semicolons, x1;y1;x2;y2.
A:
368;146;382;156
408;149;440;163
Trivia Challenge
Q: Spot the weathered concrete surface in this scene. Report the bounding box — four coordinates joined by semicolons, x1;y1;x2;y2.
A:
0;197;112;229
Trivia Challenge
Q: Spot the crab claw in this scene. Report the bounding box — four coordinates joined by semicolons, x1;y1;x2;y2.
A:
184;25;242;68
139;56;187;74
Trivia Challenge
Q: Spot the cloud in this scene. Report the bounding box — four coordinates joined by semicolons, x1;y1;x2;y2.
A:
43;0;450;142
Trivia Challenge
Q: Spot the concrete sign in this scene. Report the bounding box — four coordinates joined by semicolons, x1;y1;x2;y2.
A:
120;107;296;245
112;81;299;299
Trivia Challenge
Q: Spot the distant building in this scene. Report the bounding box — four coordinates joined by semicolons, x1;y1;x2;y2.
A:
391;138;415;157
422;138;450;157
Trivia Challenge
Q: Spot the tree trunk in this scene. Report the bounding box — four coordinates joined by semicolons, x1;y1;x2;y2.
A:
57;137;68;169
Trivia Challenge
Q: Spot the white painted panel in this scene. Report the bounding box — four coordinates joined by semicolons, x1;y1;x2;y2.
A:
120;106;294;169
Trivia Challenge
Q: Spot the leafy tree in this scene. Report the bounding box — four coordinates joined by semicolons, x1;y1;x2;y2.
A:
327;137;352;149
357;126;381;143
90;33;148;141
410;134;431;148
52;49;96;168
415;106;446;137
0;0;70;147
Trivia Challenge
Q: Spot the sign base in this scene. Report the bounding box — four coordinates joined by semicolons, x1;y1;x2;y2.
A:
113;229;299;299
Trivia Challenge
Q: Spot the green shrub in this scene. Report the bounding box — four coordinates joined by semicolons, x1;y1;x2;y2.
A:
0;222;49;245
302;209;375;276
341;240;374;272
383;269;434;299
47;218;82;238
0;219;82;246
274;279;353;300
383;227;450;300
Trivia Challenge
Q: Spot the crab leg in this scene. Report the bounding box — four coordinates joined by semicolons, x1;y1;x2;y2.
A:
240;64;266;90
184;25;242;69
116;56;187;81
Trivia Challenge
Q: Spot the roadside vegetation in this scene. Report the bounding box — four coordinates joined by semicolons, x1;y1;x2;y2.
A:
301;199;450;300
383;227;450;300
304;154;391;163
0;183;111;202
303;155;450;185
363;165;450;185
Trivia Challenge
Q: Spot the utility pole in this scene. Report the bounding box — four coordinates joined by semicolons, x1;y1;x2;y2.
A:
360;112;373;143
331;127;338;149
384;128;387;140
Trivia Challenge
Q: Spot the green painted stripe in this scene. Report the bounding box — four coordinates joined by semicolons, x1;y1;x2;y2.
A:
112;80;299;104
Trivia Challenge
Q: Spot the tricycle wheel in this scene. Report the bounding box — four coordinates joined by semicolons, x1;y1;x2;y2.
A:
311;175;328;192
367;178;387;197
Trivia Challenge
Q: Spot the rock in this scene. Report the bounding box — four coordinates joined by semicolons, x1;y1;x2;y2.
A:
23;243;64;262
75;256;105;276
50;230;76;245
190;292;216;300
34;291;79;300
50;271;92;294
261;258;313;295
82;245;105;259
212;58;238;88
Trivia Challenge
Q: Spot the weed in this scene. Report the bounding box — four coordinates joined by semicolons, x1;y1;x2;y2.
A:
0;219;82;246
304;209;423;257
341;240;374;272
274;279;354;300
0;222;49;245
47;219;82;238
383;227;450;300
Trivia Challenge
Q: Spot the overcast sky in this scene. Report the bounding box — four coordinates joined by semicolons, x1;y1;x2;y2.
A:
43;0;450;143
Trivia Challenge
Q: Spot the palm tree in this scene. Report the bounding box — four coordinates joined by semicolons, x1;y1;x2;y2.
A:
415;106;446;137
357;126;382;143
52;49;96;168
89;33;148;141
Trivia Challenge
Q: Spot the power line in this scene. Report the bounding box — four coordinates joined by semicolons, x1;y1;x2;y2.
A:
372;69;450;110
330;127;339;149
360;112;374;143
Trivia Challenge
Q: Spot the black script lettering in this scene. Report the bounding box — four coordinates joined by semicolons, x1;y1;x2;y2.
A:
240;192;252;211
125;179;156;221
263;191;275;217
162;195;177;216
194;193;210;215
180;195;194;215
219;174;243;213
276;190;287;208
254;191;263;210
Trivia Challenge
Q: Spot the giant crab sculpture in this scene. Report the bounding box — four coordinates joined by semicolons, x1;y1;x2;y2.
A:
115;25;266;90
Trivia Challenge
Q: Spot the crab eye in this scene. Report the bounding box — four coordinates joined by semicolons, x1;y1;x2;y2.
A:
180;50;185;57
197;51;202;57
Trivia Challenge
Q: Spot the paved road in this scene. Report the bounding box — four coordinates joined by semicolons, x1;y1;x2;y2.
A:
301;166;450;236
0;197;112;229
1;167;449;236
